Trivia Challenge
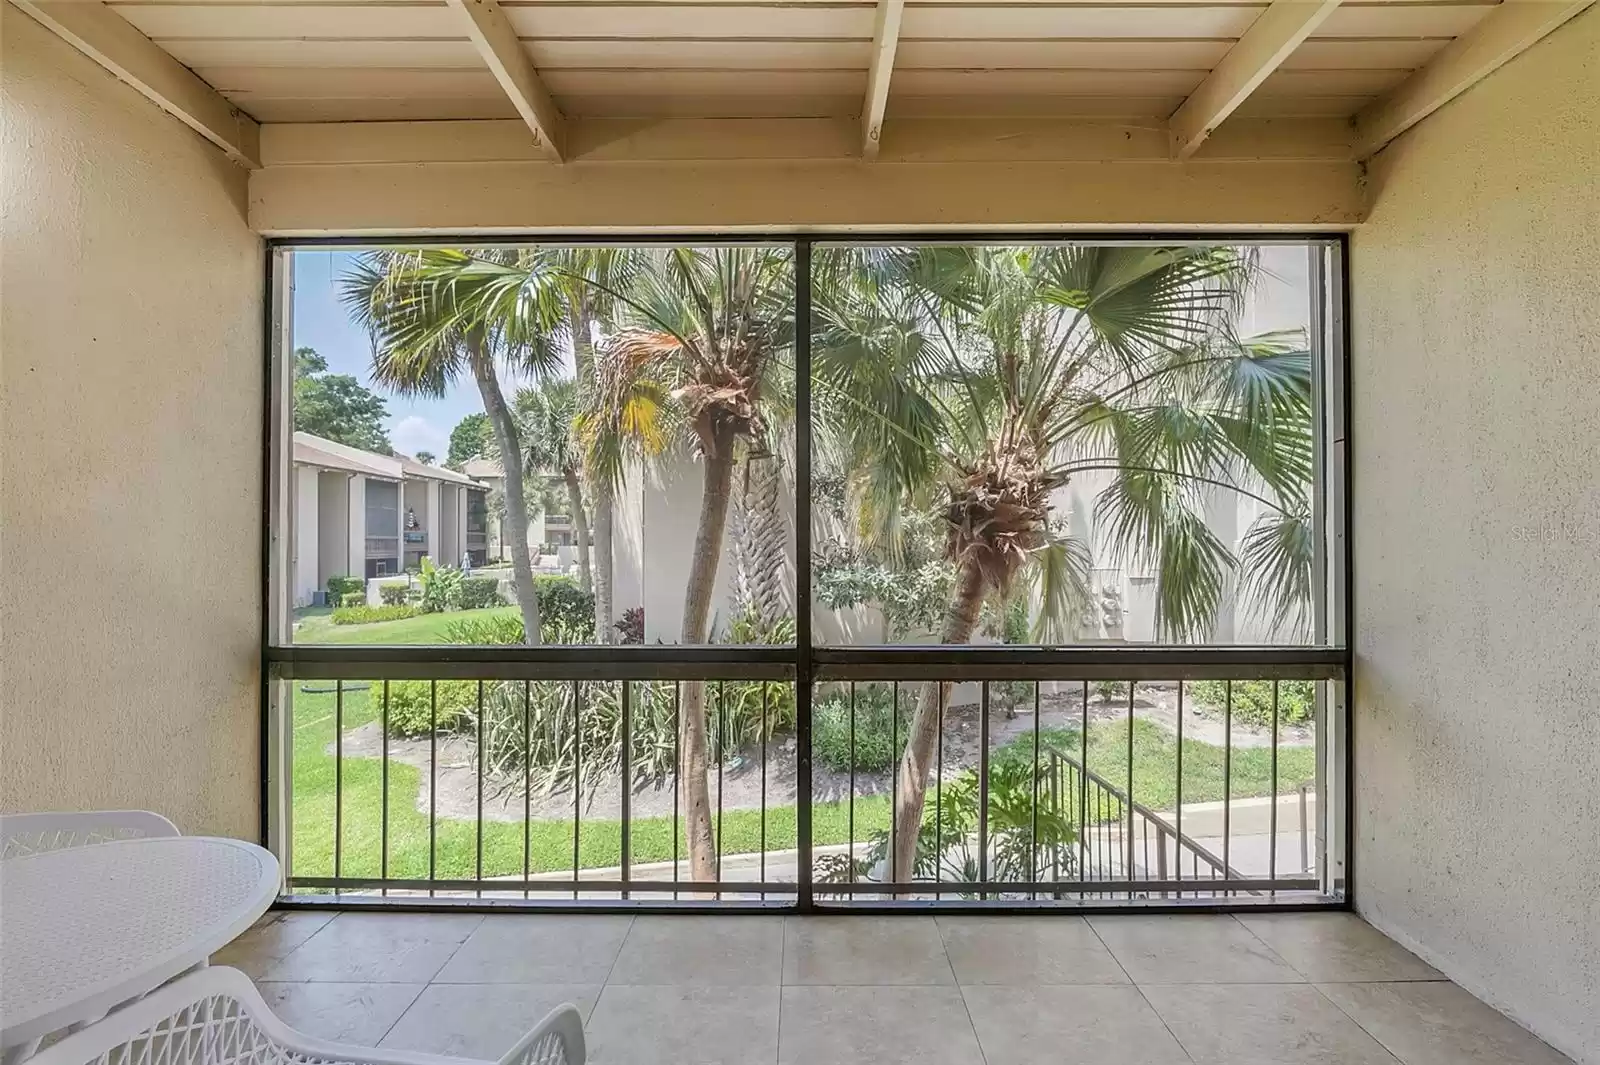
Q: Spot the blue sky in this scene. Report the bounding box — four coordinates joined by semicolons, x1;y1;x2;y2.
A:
291;249;482;459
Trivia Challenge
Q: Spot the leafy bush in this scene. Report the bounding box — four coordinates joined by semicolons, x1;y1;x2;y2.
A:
533;575;594;637
339;592;367;608
326;575;364;601
1187;680;1315;728
443;613;526;645
378;584;409;606
615;607;645;645
332;604;419;625
458;576;504;610
813;684;907;773
385;679;480;735
1093;679;1130;704
819;759;1077;890
418;557;463;613
473;679;679;794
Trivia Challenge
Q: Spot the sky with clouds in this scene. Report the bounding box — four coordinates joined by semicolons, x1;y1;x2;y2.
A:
291;249;485;459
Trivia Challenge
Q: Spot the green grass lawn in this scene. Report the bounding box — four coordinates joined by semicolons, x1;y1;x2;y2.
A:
294;606;521;646
290;682;1313;884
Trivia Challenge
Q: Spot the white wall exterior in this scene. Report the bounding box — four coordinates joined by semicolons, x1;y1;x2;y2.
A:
0;9;262;837
346;474;368;580
1350;11;1600;1063
293;467;320;607
425;479;442;564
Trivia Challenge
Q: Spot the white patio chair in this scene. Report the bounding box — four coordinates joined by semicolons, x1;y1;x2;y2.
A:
0;810;180;860
27;967;585;1065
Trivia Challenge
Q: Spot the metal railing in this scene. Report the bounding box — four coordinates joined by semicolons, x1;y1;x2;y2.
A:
268;645;1344;911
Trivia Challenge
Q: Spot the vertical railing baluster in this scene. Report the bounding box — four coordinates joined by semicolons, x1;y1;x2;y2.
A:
978;681;990;897
1270;679;1280;892
429;679;437;898
1126;681;1135;895
1030;683;1040;897
673;680;681;897
572;679;581;900
1175;681;1184;895
848;682;856;884
1048;752;1060;892
934;681;943;890
476;680;484;895
381;679;390;897
891;680;899;894
760;682;769;893
716;680;725;897
1223;680;1233;896
621;680;632;899
522;680;531;900
1079;681;1089;883
334;680;343;893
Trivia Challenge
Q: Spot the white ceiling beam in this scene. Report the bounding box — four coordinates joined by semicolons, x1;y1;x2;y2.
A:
861;0;906;159
1355;0;1595;158
443;0;565;162
8;0;260;168
1169;0;1342;159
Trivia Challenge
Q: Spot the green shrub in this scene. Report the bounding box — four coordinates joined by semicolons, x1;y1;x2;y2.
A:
533;575;594;636
339;592;367;608
1093;679;1130;704
474;679;679;793
332;604;418;625
385;679;480;735
813;684;908;773
379;584;409;606
443;613;526;645
458;576;504;610
1186;679;1316;728
418;557;463;613
326;575;364;601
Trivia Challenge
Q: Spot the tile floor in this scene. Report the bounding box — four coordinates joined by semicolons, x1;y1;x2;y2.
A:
213;910;1574;1065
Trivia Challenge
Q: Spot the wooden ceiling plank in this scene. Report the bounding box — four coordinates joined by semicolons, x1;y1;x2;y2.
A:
1354;0;1596;157
10;0;260;167
862;0;906;157
1169;0;1343;159
444;0;564;160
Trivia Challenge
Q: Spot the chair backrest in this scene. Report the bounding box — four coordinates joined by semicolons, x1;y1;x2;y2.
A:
27;967;582;1065
0;810;179;860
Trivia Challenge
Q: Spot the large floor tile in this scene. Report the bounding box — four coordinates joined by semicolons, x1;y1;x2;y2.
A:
783;917;954;985
962;985;1191;1065
260;912;482;983
433;915;632;985
607;916;783;985
1087;915;1301;984
213;912;336;980
380;984;602;1059
778;986;984;1065
257;982;424;1046
1142;983;1398;1065
1317;981;1575;1065
938;916;1130;985
1235;914;1442;983
585;985;779;1065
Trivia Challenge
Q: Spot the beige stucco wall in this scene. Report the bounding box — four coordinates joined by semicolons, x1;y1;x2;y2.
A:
1350;9;1600;1063
0;10;263;838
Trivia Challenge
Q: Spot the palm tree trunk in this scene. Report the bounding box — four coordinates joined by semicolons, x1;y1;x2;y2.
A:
732;448;790;627
571;296;616;643
888;560;987;881
679;428;737;881
471;350;541;646
565;469;592;593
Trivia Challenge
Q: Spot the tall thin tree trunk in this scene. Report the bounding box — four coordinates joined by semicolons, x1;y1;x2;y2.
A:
472;350;541;646
888;560;986;881
565;468;592;593
571;295;615;643
731;448;790;627
680;428;737;881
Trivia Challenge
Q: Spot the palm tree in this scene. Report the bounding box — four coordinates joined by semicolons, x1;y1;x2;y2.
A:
414;450;437;465
813;245;1315;880
517;377;591;592
341;249;570;645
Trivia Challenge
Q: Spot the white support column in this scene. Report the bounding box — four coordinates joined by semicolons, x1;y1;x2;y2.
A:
346;474;367;581
426;480;442;564
293;467;319;608
457;488;470;567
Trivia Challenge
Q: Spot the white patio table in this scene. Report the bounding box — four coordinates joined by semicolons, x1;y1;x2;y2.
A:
0;836;279;1065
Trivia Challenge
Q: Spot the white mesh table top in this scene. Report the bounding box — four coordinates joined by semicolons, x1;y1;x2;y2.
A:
1;836;279;1050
